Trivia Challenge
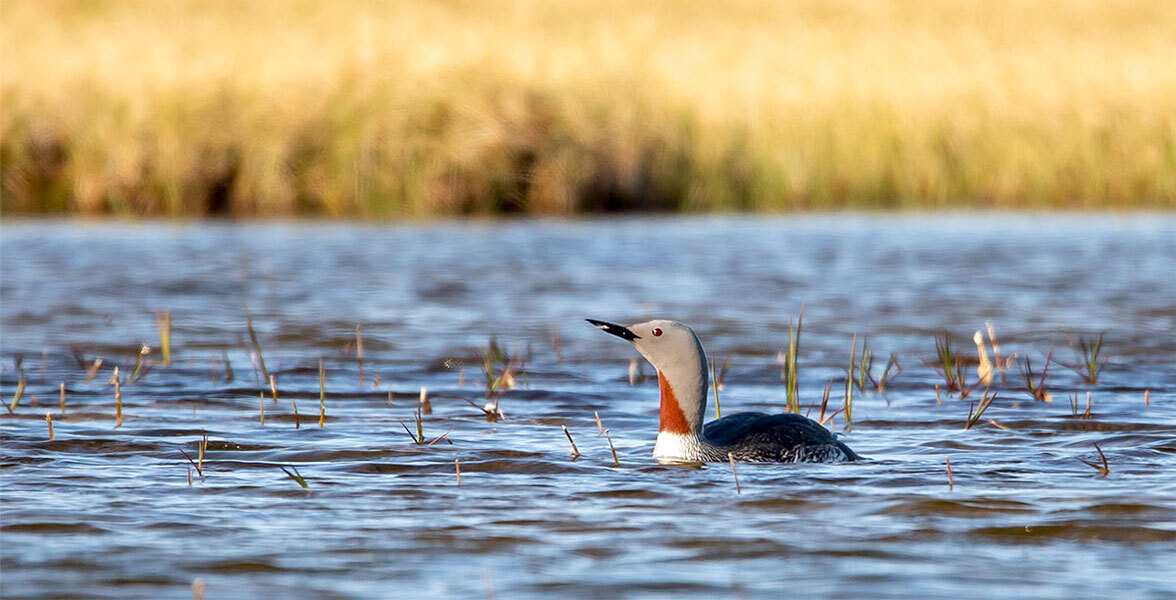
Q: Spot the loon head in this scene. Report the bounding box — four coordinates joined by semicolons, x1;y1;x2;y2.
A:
587;319;709;438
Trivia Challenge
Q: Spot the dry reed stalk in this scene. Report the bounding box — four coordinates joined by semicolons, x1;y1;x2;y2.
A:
187;465;192;486
728;453;741;494
386;389;393;408
974;330;993;386
318;358;326;428
419;386;432;414
945;456;954;490
84;358;103;383
1144;389;1150;406
59;382;65;415
594;411;603;435
988;419;1010;431
259;392;265;425
550;322;562;363
817;379;833;424
269;374;278;405
114;366;122;427
192;577;204;600
628;358;641;385
935;384;942;405
221;350;234;381
372;374;380;389
459;370;465;388
246;315;269;381
291;395;300;429
355;324;364;387
604;428;619;467
46;412;54;440
455;458;461;485
561;425;580;457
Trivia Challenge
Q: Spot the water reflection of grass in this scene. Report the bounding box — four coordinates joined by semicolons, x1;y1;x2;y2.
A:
3;1;1174;216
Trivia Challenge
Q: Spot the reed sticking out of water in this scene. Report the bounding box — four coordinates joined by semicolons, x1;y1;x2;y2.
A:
785;308;804;414
246;315;269;382
933;334;965;393
594;411;603;435
8;371;25;413
318;358;326;428
973;331;993;387
46;412;54;440
129;345;150;382
1144;389;1150;406
845;334;858;423
59;382;65;415
550;322;563;363
156;310;171;367
419;386;432;415
984;322;1012;384
455;459;461;485
192;578;205;600
605;429;620;467
198;431;207;473
1077;443;1110;477
187;465;192;486
1066;333;1107;384
114;366;122;427
818;380;833;426
259;392;265;425
945;457;954;490
84;358;103;383
728;453;741;494
964;389;997;430
269;374;278;405
291;394;300;429
355;324;364;387
628;358;642;385
1019;345;1055;402
221;350;234;382
561;425;581;458
280;466;309;488
1069;392;1093;419
711;357;722;419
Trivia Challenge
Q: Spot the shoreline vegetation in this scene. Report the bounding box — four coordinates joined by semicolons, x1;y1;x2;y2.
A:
3;1;1175;217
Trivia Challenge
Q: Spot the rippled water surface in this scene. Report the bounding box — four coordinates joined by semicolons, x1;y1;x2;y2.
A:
2;216;1175;599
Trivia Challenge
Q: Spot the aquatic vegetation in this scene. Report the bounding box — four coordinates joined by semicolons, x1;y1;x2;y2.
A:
280;466;309;489
561;425;581;458
710;356;731;419
1066;333;1108;384
784;309;804;414
1077;444;1110;477
964;389;997;430
247;316;269;383
1019;346;1055;403
155;311;171;367
1069;392;1093;419
933;334;967;393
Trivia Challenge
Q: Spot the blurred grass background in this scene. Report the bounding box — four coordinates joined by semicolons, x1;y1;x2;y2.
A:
2;0;1174;217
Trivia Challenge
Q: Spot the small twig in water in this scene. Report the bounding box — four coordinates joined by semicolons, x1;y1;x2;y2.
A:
561;425;581;458
605;428;620;467
455;458;461;485
945;456;954;490
594;411;604;435
728;453;741;494
46;412;54;440
114;366;122;427
318;358;326;428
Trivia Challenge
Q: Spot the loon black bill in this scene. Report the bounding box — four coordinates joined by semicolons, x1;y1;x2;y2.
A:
586;319;640;341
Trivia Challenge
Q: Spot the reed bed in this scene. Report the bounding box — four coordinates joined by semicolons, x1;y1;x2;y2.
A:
3;0;1174;217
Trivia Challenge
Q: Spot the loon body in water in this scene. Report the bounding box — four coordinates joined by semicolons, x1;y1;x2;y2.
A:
587;318;859;464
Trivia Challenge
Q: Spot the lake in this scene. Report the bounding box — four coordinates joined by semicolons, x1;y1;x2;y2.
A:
2;215;1174;598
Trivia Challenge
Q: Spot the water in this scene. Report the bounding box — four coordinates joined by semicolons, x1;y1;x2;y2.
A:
2;215;1174;599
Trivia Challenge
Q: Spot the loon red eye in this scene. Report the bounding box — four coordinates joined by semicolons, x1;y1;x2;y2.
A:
652;328;663;337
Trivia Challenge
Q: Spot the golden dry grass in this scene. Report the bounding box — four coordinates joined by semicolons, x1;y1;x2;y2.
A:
2;0;1174;216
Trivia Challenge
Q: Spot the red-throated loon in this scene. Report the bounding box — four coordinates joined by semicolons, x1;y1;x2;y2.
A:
587;318;859;464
